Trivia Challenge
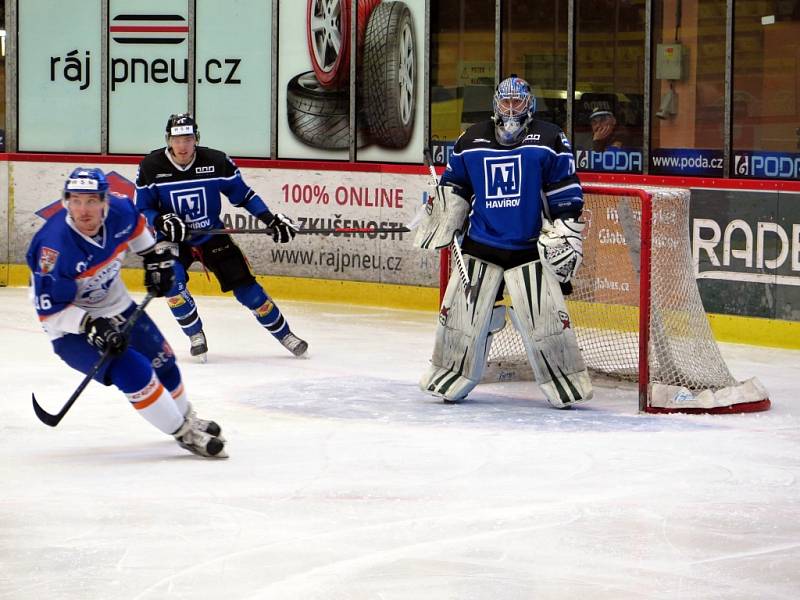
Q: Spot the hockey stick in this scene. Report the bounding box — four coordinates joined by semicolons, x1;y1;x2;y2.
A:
198;226;410;236
32;293;155;428
422;148;476;304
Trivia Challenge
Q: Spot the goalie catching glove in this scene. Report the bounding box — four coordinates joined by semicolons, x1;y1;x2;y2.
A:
140;243;176;297
537;217;586;283
154;213;187;242
258;211;298;243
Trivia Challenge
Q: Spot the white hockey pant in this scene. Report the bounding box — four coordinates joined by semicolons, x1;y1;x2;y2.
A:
504;260;593;408
420;255;505;402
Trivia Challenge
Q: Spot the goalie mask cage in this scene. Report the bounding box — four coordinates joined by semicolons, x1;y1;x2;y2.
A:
439;184;770;414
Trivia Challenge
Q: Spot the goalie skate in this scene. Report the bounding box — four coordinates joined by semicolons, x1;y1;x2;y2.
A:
173;416;227;458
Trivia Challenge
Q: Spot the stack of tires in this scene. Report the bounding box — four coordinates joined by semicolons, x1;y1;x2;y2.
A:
288;0;416;150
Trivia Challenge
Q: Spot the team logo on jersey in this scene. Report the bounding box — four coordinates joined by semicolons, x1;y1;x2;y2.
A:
558;310;571;330
38;247;59;274
79;261;122;304
169;187;209;227
483;155;522;199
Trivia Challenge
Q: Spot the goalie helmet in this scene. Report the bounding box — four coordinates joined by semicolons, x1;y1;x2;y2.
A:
63;167;109;201
492;76;536;146
165;113;200;141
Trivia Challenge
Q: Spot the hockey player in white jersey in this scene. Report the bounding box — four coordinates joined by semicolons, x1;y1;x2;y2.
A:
417;76;593;408
27;167;227;458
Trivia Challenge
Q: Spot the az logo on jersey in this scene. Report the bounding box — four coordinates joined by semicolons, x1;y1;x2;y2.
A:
483;156;521;199
170;187;209;226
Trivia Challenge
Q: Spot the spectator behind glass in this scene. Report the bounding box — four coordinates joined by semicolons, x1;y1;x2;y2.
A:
590;107;628;152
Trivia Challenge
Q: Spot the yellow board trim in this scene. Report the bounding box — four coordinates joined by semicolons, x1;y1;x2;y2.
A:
5;263;799;349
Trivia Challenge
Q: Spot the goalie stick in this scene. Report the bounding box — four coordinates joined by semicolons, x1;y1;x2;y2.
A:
422;148;476;304
32;293;155;428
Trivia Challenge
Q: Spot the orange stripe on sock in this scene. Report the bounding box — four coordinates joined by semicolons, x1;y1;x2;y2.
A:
132;384;165;410
170;383;184;399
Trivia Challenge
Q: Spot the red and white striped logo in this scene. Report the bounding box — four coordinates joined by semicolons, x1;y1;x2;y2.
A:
38;247;59;274
110;14;188;45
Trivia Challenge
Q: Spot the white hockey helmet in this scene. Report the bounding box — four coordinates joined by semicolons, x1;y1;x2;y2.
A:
492;75;536;145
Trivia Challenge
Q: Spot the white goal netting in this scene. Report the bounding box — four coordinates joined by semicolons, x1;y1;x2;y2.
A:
448;184;769;413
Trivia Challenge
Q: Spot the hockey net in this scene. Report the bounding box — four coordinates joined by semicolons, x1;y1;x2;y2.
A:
441;184;770;414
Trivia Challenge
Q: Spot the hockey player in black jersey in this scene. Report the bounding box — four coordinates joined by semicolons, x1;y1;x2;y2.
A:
135;114;308;361
417;76;593;408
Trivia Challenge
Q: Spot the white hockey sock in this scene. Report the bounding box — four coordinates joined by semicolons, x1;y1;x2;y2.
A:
127;374;185;434
170;382;190;417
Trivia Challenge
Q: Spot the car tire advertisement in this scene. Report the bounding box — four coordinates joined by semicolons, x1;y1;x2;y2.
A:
278;0;424;163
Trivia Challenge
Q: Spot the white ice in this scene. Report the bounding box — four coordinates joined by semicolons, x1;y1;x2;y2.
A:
1;286;799;600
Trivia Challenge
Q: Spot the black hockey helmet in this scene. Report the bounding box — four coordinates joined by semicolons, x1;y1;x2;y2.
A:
165;113;200;141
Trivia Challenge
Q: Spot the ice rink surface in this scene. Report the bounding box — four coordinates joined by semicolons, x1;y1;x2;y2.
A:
1;286;799;600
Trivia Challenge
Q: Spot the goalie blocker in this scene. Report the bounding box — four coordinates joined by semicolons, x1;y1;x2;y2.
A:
421;253;592;408
412;185;471;250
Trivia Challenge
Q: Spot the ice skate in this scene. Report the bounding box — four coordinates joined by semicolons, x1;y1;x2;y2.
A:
173;416;227;458
189;330;208;363
186;402;224;441
280;332;308;357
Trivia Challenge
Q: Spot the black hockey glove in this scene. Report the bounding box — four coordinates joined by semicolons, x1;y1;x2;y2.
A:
140;244;176;297
82;315;127;356
259;211;298;243
154;213;187;242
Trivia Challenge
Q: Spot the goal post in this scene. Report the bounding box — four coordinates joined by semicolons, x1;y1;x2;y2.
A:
439;184;770;414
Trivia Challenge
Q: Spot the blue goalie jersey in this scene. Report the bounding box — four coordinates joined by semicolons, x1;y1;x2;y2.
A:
440;119;583;251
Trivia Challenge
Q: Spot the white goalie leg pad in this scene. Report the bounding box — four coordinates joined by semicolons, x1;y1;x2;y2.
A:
504;260;593;408
412;185;471;250
420;256;504;402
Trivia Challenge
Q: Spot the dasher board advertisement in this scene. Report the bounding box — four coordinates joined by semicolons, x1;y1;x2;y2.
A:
13;162;436;288
18;0;102;152
108;0;189;154
194;0;272;157
278;0;424;163
691;188;800;321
